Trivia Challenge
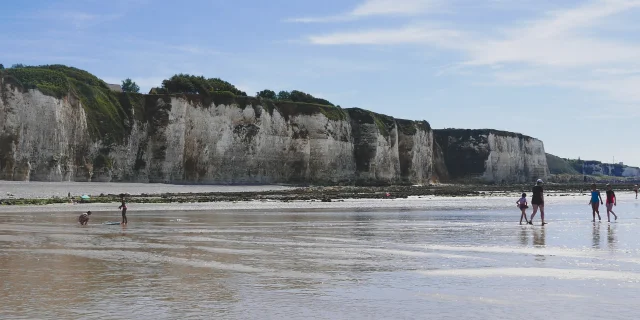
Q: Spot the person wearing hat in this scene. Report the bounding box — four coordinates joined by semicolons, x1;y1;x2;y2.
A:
529;179;546;225
605;184;618;222
78;211;92;225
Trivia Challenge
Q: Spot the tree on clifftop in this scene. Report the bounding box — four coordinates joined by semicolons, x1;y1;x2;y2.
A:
0;64;4;70
256;89;277;100
277;91;291;101
160;74;247;96
121;78;140;93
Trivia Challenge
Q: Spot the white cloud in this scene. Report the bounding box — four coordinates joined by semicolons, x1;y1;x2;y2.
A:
463;0;640;67
308;25;465;46
351;0;441;16
301;0;640;104
43;11;123;28
286;0;442;23
167;45;222;56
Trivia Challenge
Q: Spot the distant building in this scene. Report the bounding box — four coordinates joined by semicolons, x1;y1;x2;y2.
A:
107;84;122;92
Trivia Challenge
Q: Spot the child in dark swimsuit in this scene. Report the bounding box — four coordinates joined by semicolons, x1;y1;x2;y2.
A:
516;193;530;225
605;184;618;222
119;196;128;225
589;183;603;222
78;211;92;225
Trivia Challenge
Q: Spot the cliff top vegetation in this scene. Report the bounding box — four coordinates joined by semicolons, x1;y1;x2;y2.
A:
0;64;432;142
0;64;142;145
435;128;535;140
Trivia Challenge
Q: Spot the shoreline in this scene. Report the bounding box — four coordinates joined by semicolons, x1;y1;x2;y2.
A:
1;183;631;207
0;193;610;214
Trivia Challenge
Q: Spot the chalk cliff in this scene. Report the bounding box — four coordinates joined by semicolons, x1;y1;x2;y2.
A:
1;69;552;185
434;129;549;183
1;78;436;185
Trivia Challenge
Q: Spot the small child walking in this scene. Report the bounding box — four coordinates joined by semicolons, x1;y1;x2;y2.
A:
119;196;128;225
589;183;603;222
516;193;530;225
605;184;618;222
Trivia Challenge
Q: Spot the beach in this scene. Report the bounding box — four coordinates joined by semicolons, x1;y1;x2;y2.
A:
1;184;639;319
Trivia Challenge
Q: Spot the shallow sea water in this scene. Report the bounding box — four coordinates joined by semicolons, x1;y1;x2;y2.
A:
1;191;640;319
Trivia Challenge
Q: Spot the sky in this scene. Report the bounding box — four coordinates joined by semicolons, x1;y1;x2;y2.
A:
1;0;639;165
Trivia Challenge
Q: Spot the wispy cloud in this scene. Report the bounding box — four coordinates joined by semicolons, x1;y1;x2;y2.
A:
286;0;443;23
308;25;464;46
300;0;640;104
37;10;123;28
167;45;222;56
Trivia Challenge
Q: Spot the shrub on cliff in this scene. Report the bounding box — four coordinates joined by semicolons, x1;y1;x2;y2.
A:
159;74;247;96
256;89;277;100
256;89;334;106
121;78;140;93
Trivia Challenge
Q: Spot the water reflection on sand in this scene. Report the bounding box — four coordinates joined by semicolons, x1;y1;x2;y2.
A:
1;195;640;319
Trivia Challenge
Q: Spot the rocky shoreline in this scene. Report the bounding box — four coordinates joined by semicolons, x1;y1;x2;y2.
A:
1;183;635;206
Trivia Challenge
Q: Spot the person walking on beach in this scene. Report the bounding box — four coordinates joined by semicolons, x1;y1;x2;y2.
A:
634;185;638;199
78;211;92;225
529;179;546;225
516;193;530;225
605;184;618;222
119;195;128;225
589;183;603;222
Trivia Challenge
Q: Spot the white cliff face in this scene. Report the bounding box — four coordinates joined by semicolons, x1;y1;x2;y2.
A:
579;162;640;178
622;166;640;177
484;133;549;183
1;86;437;184
0;83;91;182
1;83;555;185
434;129;549;183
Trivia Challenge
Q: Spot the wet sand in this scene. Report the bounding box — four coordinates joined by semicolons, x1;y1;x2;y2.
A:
1;194;639;319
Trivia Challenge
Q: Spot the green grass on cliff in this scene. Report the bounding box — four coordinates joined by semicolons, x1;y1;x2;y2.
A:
0;64;429;149
546;153;580;175
0;65;138;147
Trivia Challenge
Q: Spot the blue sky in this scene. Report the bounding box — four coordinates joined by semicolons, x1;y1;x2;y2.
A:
1;0;640;165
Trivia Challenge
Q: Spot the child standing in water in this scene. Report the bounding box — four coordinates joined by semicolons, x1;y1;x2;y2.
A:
530;179;546;225
589;183;603;222
605;184;618;222
118;196;128;225
516;193;530;225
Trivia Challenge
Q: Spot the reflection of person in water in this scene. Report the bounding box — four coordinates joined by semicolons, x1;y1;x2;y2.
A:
519;227;530;246
607;224;616;250
592;224;601;249
533;226;546;247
